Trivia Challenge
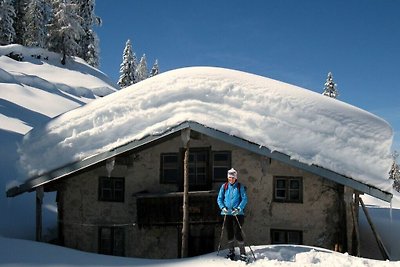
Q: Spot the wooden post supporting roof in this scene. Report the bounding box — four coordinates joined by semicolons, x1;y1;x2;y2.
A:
36;186;43;242
359;197;390;260
351;192;360;256
181;128;190;258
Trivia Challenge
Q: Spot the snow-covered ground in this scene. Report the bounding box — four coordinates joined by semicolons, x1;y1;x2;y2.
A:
0;236;398;267
0;45;399;266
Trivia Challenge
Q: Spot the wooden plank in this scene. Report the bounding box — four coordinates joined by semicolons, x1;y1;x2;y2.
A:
36;186;43;241
359;197;390;260
351;193;360;256
181;128;190;258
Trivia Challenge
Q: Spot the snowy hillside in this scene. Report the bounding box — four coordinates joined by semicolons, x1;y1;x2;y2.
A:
0;45;117;238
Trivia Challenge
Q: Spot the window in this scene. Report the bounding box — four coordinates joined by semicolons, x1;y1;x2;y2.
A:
160;153;179;183
189;150;208;186
271;229;302;245
98;177;125;202
99;227;125;256
212;151;231;182
160;149;230;189
273;176;302;202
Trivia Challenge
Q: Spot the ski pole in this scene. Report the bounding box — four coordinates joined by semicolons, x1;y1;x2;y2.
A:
234;215;256;261
217;214;227;255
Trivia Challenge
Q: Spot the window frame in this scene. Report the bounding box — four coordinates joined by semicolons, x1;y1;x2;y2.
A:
98;226;125;256
273;176;303;203
98;176;125;202
211;151;232;182
270;229;303;245
160;153;179;184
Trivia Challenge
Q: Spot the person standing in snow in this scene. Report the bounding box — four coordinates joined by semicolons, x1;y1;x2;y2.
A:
217;168;248;262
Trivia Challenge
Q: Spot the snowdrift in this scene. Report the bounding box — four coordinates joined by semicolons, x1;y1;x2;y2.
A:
16;67;393;193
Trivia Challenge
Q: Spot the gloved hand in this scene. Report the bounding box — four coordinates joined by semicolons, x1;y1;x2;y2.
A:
232;207;241;216
221;207;228;214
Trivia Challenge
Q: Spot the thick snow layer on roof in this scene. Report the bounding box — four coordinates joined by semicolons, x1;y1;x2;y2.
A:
17;67;393;192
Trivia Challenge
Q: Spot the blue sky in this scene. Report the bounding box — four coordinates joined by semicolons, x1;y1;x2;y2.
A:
95;0;400;153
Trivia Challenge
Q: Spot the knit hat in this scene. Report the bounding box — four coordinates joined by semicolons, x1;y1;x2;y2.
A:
227;168;238;179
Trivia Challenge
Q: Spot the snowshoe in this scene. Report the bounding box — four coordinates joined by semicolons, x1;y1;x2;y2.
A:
226;250;235;260
240;254;249;263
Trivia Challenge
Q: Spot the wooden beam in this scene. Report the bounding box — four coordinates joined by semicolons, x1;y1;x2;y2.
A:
181;128;190;258
36;186;43;242
359;197;390;260
351;192;360;256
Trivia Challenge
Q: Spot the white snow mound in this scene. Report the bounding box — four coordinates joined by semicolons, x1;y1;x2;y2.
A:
17;67;393;192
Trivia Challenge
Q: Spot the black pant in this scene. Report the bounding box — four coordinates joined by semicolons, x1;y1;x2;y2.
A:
225;215;244;243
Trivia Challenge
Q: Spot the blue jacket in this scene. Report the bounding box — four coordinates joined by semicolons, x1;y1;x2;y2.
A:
217;182;248;215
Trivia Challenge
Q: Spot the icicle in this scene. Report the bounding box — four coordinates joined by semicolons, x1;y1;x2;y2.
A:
106;157;115;177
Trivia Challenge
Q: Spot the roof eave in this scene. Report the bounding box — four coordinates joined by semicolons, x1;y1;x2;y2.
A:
6;121;393;202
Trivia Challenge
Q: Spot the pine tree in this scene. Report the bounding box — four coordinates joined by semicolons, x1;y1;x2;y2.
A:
72;0;100;67
12;0;29;45
117;39;137;89
389;151;400;192
84;33;100;67
0;0;16;45
149;59;159;77
23;0;47;47
136;54;148;82
46;0;85;65
322;72;339;99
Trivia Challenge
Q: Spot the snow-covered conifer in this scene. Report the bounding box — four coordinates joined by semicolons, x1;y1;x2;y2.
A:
117;39;137;89
84;32;100;67
322;72;339;99
72;0;100;67
136;54;148;82
11;0;29;45
149;59;159;77
46;0;85;65
0;0;16;45
23;0;47;47
389;151;400;192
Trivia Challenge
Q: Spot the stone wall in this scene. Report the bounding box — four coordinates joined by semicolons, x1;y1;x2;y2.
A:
57;131;351;258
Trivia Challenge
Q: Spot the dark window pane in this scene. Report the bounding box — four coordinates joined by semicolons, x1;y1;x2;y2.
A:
214;153;229;162
212;152;231;182
164;169;178;183
272;230;285;244
189;154;195;162
99;177;125;202
276;179;286;189
290;179;300;189
287;231;301;244
276;189;286;199
99;228;112;255
99;227;124;256
197;167;206;174
197;175;206;184
274;177;302;202
164;155;178;163
114;180;124;189
289;190;299;200
101;189;112;200
214;167;228;180
114;190;124;202
197;153;207;162
161;153;178;183
113;228;125;256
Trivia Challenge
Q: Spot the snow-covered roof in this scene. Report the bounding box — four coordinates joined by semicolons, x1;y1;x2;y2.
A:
15;67;393;196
